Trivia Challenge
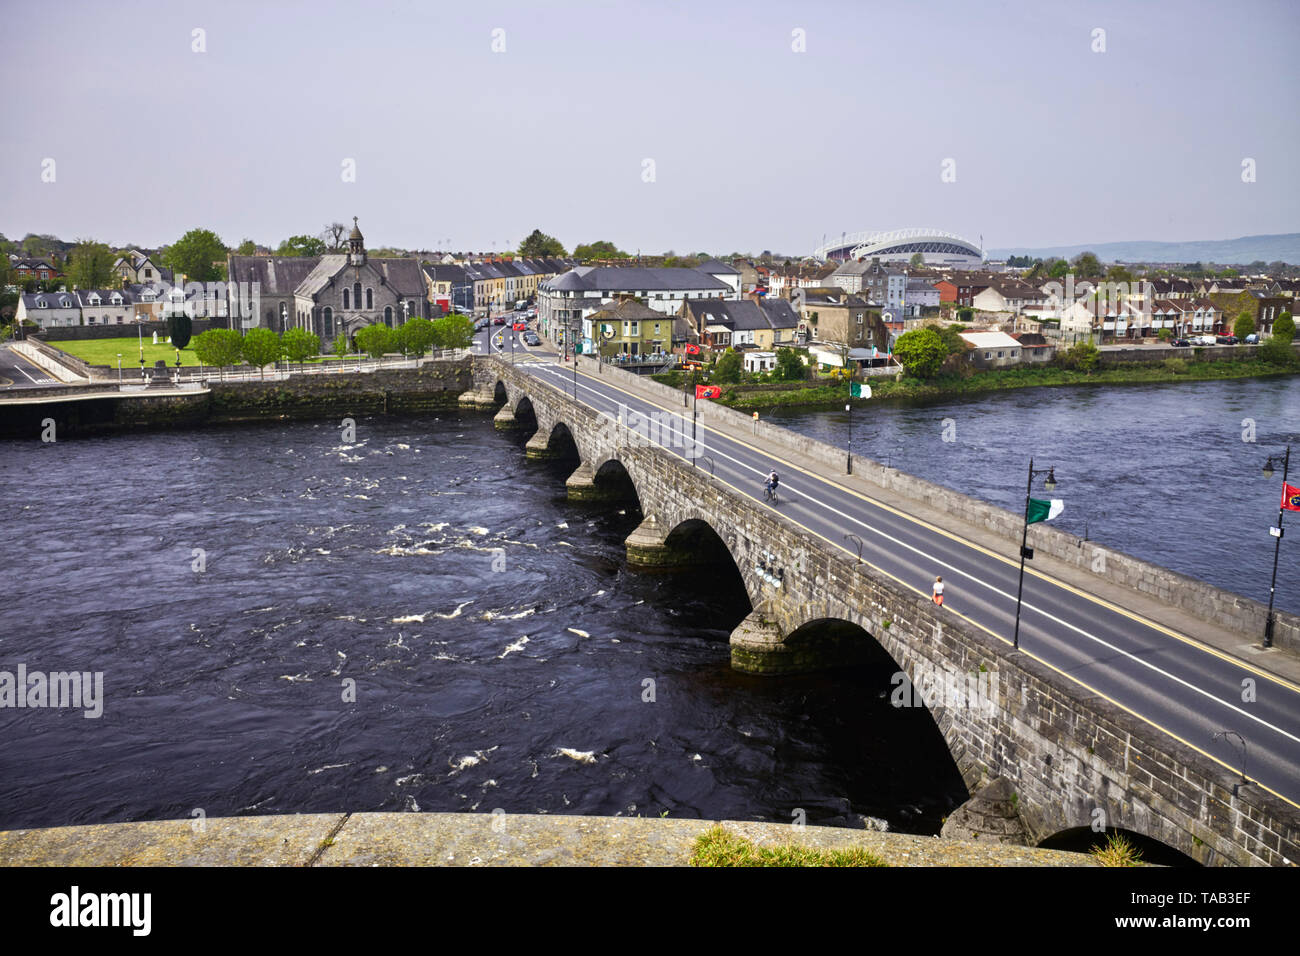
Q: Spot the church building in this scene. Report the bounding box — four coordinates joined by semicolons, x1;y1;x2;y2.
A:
226;218;428;344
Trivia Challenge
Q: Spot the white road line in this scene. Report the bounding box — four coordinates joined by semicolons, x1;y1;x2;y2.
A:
522;362;1300;745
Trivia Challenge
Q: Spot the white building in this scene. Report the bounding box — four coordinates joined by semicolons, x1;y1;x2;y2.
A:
16;291;81;329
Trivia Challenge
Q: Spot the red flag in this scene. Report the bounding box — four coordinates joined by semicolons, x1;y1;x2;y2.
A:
685;343;701;355
695;385;721;400
1283;483;1300;512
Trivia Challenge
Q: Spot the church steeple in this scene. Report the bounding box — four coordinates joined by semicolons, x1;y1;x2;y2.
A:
349;216;366;266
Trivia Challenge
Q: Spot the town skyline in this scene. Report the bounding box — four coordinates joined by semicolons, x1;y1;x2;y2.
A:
2;0;1296;255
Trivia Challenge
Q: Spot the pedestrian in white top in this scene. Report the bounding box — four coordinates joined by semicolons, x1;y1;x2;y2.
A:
932;575;944;606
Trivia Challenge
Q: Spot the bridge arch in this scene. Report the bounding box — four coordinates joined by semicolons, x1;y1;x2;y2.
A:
492;380;508;405
543;420;580;460
1038;826;1201;867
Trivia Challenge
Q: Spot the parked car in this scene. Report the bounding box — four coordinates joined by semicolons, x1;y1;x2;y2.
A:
1215;335;1238;345
523;331;541;346
1193;335;1216;346
1245;333;1260;344
1170;338;1190;347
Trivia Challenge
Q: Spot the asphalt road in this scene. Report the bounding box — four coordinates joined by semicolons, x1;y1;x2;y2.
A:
0;346;62;389
510;355;1300;811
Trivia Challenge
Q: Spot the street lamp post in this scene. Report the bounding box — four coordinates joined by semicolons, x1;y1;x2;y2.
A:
138;323;145;379
691;366;699;466
117;353;122;386
1012;458;1058;650
1261;445;1292;648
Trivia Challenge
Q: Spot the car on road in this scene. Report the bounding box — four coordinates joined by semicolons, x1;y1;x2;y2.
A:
523;331;541;346
512;321;527;331
1170;338;1190;347
492;317;507;325
1215;334;1238;345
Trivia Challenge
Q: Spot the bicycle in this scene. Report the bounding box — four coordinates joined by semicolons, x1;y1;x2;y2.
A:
763;481;779;503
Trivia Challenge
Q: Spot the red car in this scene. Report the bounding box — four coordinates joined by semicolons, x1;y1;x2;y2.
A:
512;321;527;331
492;317;506;325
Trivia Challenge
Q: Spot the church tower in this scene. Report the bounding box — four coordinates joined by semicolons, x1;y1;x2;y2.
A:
349;216;366;267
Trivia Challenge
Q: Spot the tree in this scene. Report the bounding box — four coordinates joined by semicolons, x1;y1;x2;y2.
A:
926;323;968;357
1072;252;1103;278
322;222;349;252
163;228;226;282
431;314;474;350
713;349;742;383
235;238;257;255
1157;328;1173;342
241;327;284;379
67;239;115;289
1106;264;1133;283
1048;259;1070;279
191;328;244;380
283;327;321;369
167;311;193;351
333;331;351;360
573;240;629;260
892;327;945;378
1260;336;1298;368
1272;312;1294;342
276;235;326;257
775;347;805;382
909;252;925;269
517;229;567;257
354;323;393;359
1233;312;1256;340
399;317;436;356
956;307;974;323
1062;341;1100;373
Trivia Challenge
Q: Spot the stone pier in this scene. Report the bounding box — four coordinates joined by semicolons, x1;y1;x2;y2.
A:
729;612;873;675
457;386;499;409
492;405;519;430
525;431;561;459
623;516;697;568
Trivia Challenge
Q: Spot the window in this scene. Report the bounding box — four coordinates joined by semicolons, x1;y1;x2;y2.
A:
366;288;373;309
385;306;393;325
343;288;350;309
354;282;362;308
144;269;152;279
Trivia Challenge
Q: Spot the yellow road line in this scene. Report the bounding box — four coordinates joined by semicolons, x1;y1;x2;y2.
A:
559;363;1300;695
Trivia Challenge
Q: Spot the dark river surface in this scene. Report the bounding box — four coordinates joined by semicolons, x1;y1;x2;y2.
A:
0;412;965;834
767;376;1300;615
1;375;1295;838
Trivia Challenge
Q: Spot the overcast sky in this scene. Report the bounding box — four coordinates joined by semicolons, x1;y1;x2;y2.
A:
2;0;1296;255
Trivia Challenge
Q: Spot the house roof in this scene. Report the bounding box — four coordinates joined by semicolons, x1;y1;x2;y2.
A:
697;258;740;275
544;266;731;293
959;331;1022;349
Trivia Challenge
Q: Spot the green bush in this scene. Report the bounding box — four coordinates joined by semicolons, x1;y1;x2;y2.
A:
893;327;945;378
1163;357;1187;374
1260;336;1298;368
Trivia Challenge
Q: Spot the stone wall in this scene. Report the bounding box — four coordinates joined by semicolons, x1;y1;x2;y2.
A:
555;355;1300;654
32;320;215;342
10;340;95;383
477;355;1300;865
208;362;473;423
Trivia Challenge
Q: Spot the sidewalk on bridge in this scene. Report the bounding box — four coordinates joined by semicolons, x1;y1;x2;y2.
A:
565;359;1300;688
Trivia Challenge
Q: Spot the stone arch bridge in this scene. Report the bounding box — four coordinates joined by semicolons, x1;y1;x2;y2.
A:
457;357;1299;866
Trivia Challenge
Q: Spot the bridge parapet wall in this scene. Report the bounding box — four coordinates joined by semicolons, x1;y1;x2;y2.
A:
551;355;1300;655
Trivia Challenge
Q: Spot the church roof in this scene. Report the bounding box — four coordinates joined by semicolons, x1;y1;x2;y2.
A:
297;255;349;297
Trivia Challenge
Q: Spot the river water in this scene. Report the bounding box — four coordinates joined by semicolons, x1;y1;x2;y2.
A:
0;414;965;834
765;377;1300;614
3;376;1293;838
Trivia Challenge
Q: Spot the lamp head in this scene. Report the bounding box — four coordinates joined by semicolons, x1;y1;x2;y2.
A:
1043;468;1057;492
1263;463;1274;479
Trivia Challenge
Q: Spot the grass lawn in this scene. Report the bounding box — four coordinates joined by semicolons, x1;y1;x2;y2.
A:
49;336;358;369
52;336;203;368
689;825;888;867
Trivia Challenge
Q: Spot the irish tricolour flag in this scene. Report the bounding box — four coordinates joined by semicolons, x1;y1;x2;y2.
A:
1026;498;1064;524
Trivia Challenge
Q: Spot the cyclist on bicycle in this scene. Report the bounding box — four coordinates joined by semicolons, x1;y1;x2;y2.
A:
766;470;780;497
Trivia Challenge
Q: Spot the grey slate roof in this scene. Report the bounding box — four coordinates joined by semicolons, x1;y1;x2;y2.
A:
296;255;349;297
759;297;800;328
544;267;730;294
697;258;740;275
227;256;321;295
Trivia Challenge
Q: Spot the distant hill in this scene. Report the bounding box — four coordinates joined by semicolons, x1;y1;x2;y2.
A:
989;233;1300;266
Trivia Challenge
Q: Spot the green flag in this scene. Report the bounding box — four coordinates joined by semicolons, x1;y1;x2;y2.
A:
1026;497;1064;524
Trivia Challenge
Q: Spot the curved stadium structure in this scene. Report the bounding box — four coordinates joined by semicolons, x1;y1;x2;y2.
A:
813;228;984;267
